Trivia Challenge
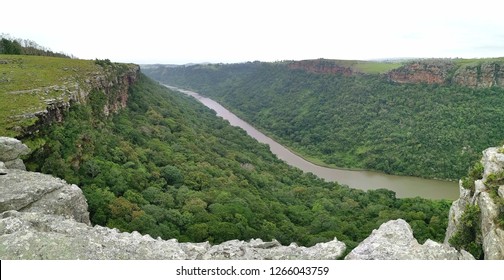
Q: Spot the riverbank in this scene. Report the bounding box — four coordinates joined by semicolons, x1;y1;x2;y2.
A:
165;85;459;200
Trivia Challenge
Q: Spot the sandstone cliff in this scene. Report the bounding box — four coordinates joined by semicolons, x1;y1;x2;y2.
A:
4;59;140;137
452;62;504;88
388;59;504;88
0;137;473;260
388;60;454;85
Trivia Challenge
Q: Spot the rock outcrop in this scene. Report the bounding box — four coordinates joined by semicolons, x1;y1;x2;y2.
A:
0;210;347;260
0;169;90;224
19;64;140;137
345;219;473;260
452;62;504;88
388;59;504;89
388;60;454;85
445;146;504;259
0;137;30;170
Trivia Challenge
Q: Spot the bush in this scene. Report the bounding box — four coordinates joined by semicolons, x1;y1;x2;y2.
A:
448;204;483;259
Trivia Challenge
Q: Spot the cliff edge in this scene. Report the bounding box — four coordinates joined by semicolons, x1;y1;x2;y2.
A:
445;146;504;259
388;59;504;88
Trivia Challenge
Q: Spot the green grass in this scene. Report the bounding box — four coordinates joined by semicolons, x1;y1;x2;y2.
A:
0;55;102;137
453;57;504;66
352;61;403;74
319;59;404;74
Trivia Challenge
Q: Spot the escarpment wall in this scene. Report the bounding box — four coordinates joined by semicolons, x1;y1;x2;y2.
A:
388;60;504;88
21;64;140;136
388;60;453;85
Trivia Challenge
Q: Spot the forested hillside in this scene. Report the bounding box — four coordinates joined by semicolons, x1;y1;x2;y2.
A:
143;61;504;180
24;74;451;253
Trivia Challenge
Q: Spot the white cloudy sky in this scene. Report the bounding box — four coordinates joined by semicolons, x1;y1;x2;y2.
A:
2;0;503;64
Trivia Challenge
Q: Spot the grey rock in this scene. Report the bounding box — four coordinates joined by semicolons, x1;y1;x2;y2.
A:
179;241;212;259
0;211;188;260
444;181;471;243
0;210;346;260
0;169;89;224
0;137;30;162
4;158;26;170
346;219;473;260
0;161;6;175
478;192;504;259
445;146;504;259
482;146;504;181
202;238;345;260
478;147;504;259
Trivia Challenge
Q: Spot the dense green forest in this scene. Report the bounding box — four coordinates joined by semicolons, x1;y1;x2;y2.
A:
25;74;451;253
143;62;504;180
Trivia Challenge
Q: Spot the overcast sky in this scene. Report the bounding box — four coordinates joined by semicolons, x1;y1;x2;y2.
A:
2;0;503;64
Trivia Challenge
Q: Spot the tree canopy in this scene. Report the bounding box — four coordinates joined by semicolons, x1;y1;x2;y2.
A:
26;74;451;254
143;62;504;180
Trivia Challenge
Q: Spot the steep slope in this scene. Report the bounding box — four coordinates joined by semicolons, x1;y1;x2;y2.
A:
143;59;504;180
0;55;139;138
445;145;504;259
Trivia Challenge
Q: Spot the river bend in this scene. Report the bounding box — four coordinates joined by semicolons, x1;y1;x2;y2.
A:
166;85;459;200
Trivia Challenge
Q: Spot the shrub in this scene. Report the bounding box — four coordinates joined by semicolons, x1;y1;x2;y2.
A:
448;204;483;259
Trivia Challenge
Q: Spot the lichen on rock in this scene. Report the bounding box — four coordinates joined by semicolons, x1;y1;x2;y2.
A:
345;219;473;260
445;145;504;259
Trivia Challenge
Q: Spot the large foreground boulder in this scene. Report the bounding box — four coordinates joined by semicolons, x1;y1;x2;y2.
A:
0;137;30;170
345;219;474;260
0;210;346;260
0;169;90;224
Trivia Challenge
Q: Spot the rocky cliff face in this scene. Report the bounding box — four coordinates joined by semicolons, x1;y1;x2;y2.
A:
452;62;504;88
0;137;474;259
388;59;504;88
445;146;504;259
20;64;139;136
288;59;355;76
388;60;454;85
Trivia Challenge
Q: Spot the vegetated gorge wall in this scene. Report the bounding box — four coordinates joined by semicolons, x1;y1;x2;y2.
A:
19;63;140;137
0;64;487;259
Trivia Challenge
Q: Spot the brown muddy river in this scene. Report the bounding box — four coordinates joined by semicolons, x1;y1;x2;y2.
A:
166;85;459;200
